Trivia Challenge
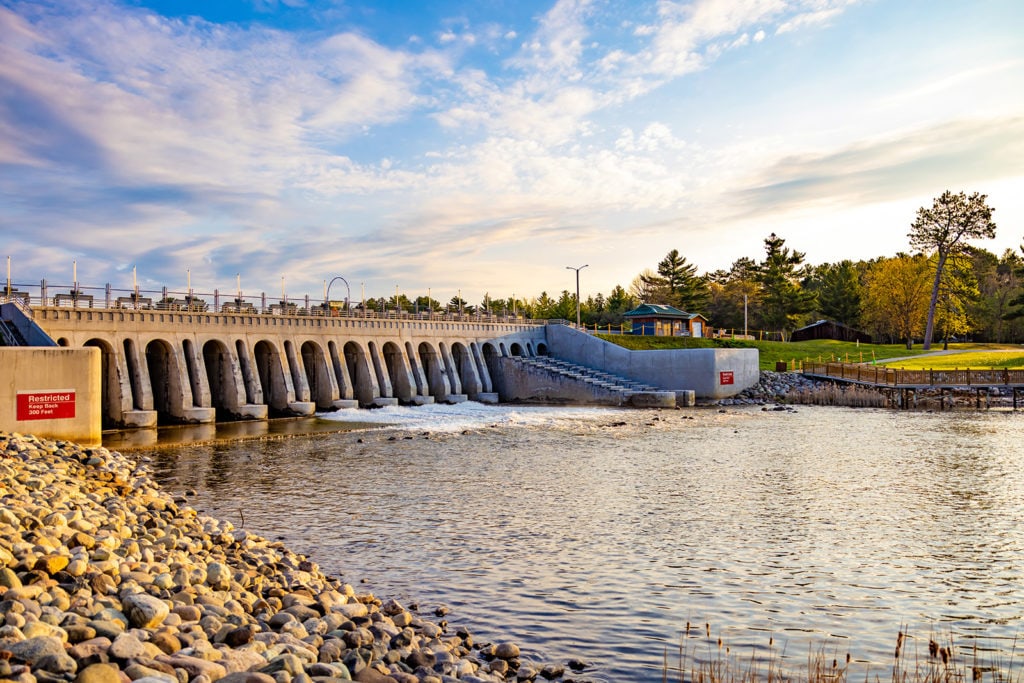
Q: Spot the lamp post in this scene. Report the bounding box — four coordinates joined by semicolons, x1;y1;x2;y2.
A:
566;264;588;328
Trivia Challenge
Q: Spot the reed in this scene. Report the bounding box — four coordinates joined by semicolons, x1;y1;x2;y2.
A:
662;626;1022;683
786;384;889;408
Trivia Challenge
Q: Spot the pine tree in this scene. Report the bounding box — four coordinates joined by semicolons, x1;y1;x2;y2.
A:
908;190;996;349
756;233;815;339
656;249;709;312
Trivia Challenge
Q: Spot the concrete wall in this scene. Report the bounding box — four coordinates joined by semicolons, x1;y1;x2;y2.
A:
0;347;102;445
546;325;759;399
492;357;675;407
1;302;57;346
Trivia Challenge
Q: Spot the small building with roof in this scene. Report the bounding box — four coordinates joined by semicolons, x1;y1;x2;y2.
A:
790;319;873;344
623;303;709;337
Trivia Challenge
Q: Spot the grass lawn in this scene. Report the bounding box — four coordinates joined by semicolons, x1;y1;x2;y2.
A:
594;334;1023;371
880;350;1024;370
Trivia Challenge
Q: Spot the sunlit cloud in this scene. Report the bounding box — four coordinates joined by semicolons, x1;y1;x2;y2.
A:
0;0;1021;300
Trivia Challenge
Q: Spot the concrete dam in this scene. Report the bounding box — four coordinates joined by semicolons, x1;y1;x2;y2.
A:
1;294;758;436
18;304;555;428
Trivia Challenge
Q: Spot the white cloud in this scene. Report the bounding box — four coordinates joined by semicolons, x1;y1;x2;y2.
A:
2;0;1021;300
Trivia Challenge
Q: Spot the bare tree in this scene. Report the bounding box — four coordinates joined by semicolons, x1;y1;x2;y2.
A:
909;191;996;349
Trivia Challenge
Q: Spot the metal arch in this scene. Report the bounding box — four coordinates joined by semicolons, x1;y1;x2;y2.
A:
326;276;351;310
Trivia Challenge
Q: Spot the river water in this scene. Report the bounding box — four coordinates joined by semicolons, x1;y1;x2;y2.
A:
142;404;1024;681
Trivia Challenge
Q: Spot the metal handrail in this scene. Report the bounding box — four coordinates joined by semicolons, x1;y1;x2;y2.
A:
5;280;548;324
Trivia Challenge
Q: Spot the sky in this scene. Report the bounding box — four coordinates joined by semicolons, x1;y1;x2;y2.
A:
1;0;1023;306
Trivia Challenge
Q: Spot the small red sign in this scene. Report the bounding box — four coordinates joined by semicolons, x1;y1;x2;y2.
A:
719;371;734;385
17;390;76;421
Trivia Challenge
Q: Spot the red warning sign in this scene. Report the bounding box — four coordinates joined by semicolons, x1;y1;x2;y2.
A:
719;371;734;385
17;390;76;421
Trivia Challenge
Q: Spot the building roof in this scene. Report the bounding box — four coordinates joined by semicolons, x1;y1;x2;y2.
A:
792;319;854;333
623;303;706;320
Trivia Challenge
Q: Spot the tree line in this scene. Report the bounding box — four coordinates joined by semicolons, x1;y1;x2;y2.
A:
367;191;1018;348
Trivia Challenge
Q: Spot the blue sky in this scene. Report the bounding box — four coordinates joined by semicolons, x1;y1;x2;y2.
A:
2;0;1022;305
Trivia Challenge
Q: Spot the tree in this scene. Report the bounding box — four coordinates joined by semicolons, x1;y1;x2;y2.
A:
861;254;931;348
706;258;759;335
932;254;979;348
909;191;997;349
448;295;472;314
630;269;670;303
806;260;863;328
414;295;442;312
531;291;556;319
656;249;709;311
968;248;1024;342
756;233;815;339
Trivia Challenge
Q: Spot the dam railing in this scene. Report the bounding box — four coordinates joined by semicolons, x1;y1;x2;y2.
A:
1;280;547;325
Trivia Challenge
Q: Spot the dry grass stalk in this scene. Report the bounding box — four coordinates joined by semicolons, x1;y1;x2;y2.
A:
662;627;1021;683
787;384;889;408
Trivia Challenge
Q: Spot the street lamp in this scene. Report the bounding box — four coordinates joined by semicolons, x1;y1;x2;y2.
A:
566;264;588;328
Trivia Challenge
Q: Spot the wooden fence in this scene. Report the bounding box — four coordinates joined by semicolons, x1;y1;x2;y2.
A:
801;362;1024;388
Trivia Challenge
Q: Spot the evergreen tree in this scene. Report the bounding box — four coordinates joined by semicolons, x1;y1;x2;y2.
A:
656;249;709;312
756;233;815;339
813;260;863;327
706;257;760;335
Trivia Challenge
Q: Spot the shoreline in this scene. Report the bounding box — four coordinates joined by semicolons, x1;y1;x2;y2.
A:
0;430;578;683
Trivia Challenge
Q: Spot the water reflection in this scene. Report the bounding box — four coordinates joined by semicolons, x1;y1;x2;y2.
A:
142;406;1024;682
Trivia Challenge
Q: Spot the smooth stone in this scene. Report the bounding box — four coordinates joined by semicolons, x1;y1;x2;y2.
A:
74;663;123;683
149;630;182;655
89;619;126;640
34;555;71;575
205;563;231;591
109;632;148;660
7;635;67;664
155;654;227;682
352;667;396;683
123;593;170;629
219;675;277;683
0;567;23;589
494;642;520;660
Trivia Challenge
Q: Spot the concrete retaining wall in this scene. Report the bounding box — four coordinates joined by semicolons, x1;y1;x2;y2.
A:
546;326;759;399
0;347;102;445
493;357;676;407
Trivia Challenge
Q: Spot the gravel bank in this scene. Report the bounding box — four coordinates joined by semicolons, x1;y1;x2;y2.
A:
714;371;825;406
0;432;581;683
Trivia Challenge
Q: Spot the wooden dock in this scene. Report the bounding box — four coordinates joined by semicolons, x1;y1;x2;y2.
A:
801;361;1024;409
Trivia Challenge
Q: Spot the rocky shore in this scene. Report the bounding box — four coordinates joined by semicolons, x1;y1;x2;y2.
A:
714;371;825;405
0;432;577;683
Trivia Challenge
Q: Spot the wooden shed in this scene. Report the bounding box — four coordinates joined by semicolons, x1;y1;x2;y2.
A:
623;303;709;337
790;319;873;344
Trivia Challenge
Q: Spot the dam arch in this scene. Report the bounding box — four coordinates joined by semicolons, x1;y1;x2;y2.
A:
344;341;376;406
84;338;120;428
301;340;336;410
203;339;239;419
254;340;290;414
145;339;184;424
382;341;414;403
418;341;450;400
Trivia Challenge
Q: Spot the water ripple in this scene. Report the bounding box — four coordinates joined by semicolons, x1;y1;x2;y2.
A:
147;405;1024;681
